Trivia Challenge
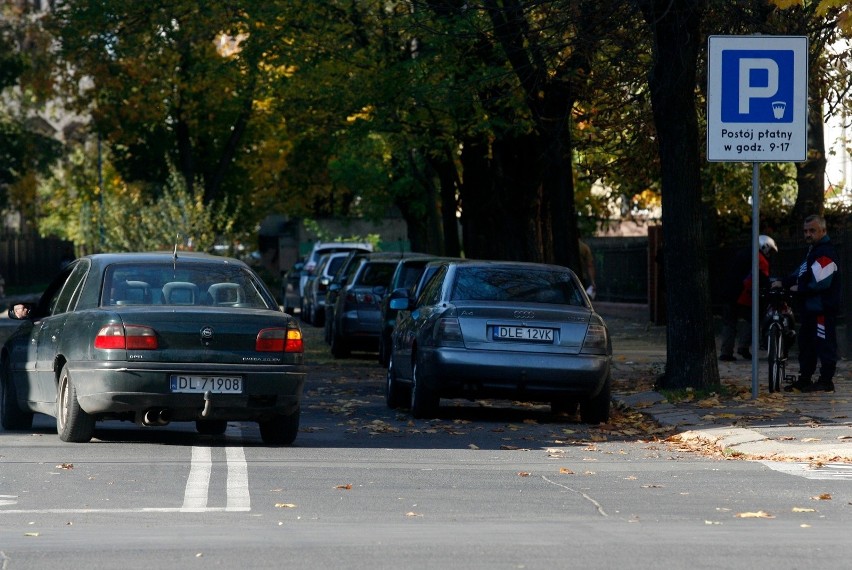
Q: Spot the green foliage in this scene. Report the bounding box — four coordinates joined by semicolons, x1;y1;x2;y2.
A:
37;146;239;253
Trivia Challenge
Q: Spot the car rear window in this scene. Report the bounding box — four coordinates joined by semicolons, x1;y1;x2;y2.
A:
102;263;272;308
355;262;396;287
451;266;584;306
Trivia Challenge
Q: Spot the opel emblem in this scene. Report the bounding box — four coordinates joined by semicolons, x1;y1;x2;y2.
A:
200;326;214;339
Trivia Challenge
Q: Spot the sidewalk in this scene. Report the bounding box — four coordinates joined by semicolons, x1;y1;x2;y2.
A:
598;305;852;462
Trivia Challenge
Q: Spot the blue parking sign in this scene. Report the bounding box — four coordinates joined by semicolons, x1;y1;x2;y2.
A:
707;36;807;162
721;50;794;123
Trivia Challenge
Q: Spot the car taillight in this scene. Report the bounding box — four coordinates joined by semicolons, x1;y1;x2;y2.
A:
580;323;608;354
256;327;304;353
94;324;158;350
435;317;463;344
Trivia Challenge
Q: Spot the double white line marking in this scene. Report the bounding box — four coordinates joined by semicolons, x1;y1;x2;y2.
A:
182;445;251;512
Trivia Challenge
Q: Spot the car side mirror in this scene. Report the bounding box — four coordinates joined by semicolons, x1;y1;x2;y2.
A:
388;287;411;311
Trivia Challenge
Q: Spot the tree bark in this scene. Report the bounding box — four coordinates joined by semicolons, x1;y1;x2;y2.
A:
638;0;720;390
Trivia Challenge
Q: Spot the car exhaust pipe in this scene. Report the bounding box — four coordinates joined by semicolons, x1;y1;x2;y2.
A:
142;408;171;426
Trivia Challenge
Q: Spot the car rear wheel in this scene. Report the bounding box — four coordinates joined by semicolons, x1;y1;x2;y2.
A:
259;406;300;445
1;357;33;430
551;398;579;418
579;374;611;425
410;359;439;419
196;419;228;435
57;365;95;443
385;354;409;409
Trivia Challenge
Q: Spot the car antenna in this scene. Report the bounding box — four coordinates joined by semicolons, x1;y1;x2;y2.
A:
173;235;179;271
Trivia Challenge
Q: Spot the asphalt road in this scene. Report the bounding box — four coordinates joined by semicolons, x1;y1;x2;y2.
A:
2;321;852;569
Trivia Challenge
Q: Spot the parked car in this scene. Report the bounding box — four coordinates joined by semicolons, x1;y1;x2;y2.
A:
323;250;416;346
0;252;306;444
302;251;348;326
328;253;400;358
377;255;439;366
299;241;373;304
386;260;612;422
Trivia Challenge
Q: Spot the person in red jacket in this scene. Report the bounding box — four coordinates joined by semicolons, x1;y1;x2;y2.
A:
719;235;777;361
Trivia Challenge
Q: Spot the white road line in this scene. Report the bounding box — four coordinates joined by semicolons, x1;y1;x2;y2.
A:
2;428;252;514
181;446;212;512
761;461;852;480
226;445;251;511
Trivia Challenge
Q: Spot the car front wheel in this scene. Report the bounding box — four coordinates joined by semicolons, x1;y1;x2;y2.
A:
1;357;33;430
259;406;300;445
56;365;95;443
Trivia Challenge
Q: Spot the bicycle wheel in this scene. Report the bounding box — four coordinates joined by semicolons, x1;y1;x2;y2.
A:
766;324;784;393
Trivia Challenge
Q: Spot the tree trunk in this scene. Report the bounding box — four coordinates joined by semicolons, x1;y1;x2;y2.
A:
639;0;720;390
791;88;827;221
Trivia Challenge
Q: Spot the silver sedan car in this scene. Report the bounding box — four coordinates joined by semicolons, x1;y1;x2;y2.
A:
386;260;612;422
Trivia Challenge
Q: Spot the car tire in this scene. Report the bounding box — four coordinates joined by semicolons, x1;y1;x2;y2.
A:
378;333;389;367
410;359;439;419
385;354;409;409
196;419;228;435
324;313;333;345
330;326;350;358
579;374;611;425
551;398;579;418
259;406;300;445
56;365;95;443
1;356;33;430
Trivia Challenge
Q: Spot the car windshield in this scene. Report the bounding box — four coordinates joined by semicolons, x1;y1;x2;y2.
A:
451;266;585;306
102;262;271;308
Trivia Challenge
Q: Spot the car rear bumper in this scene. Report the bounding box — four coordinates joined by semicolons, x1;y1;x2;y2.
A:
420;347;610;400
68;361;305;419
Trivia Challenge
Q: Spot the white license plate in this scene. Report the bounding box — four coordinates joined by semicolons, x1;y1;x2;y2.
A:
493;326;555;342
170;375;243;394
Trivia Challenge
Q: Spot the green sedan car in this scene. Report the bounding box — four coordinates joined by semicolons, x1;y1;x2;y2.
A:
0;252;305;444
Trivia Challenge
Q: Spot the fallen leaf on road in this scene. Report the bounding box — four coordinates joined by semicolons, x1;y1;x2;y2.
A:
405;512;423;517
517;471;531;477
56;463;73;470
336;484;353;490
811;493;832;501
792;507;816;512
837;435;852;440
801;438;821;442
274;503;297;508
24;532;39;537
559;468;574;475
735;511;774;519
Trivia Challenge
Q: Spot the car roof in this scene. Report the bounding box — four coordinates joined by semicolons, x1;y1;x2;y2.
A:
82;252;251;269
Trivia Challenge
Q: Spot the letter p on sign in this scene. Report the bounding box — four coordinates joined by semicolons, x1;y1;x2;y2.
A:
738;58;778;114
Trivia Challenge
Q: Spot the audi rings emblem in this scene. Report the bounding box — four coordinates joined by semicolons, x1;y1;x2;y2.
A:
513;310;535;320
200;326;214;340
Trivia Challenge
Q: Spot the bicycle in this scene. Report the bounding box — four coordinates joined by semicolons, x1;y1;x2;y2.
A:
762;287;797;393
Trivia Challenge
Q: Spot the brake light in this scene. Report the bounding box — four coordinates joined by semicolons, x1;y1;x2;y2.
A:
435;317;463;344
256;328;304;353
580;323;608;354
94;324;158;350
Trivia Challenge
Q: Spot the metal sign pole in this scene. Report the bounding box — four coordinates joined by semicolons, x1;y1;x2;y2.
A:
751;162;760;399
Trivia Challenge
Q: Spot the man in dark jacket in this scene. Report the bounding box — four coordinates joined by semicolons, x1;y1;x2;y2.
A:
782;215;842;392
